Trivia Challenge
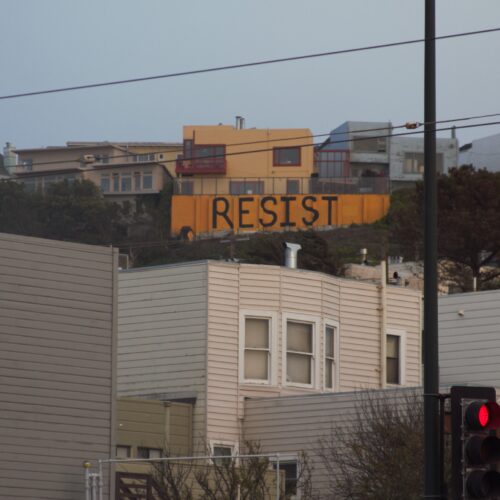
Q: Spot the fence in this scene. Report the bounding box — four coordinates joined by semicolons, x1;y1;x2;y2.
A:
84;453;290;500
172;176;389;196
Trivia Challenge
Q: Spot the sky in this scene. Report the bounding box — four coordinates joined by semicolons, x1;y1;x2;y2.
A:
1;0;500;150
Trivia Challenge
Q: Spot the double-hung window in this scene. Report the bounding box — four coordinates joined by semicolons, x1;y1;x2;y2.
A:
324;323;338;391
240;311;276;385
386;329;406;385
286;320;314;386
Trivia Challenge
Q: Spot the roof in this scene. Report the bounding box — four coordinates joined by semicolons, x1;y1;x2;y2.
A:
14;141;181;154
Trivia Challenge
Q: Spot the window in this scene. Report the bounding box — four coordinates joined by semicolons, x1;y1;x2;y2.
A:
352;136;387;153
244;318;270;381
100;174;110;192
143;172;153;189
121;174;132;192
286;179;300;194
116;446;131;458
324;325;336;390
137;447;162;459
404;152;444;174
229;180;264;195
180;180;194;195
272;459;299;498
273;147;301;166
21;159;33;171
112;173;119;192
386;330;406;385
210;442;235;465
286;321;313;385
134;153;155;162
240;311;277;385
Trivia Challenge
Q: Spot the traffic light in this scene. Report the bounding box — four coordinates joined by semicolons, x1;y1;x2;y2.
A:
451;386;500;499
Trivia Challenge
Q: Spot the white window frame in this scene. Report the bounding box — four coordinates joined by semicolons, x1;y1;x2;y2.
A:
239;310;277;386
323;319;340;392
209;440;238;461
270;453;301;499
282;313;320;389
386;328;406;386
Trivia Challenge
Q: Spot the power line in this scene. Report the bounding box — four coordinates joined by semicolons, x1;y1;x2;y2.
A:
1;27;500;101
12;117;500;172
13;112;500;170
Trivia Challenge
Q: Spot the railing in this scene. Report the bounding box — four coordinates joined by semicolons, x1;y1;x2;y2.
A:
175;157;227;175
171;176;389;196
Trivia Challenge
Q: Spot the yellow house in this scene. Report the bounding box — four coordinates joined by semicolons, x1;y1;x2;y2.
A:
175;123;314;196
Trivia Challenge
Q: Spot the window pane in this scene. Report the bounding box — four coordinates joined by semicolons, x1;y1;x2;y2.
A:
287;353;311;384
113;174;119;192
325;326;334;358
287;322;312;353
213;446;232;457
137;447;149;459
121;175;132;192
143;173;153;189
387;335;399;358
149;449;162;459
325;359;333;389
287;180;300;194
245;318;269;348
134;173;141;191
100;175;110;192
274;147;300;165
387;359;399;384
244;350;268;380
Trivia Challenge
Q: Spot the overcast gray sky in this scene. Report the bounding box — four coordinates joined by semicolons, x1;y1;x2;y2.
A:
1;0;499;150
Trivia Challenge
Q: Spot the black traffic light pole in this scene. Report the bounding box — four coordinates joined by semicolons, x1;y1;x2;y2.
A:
424;0;440;498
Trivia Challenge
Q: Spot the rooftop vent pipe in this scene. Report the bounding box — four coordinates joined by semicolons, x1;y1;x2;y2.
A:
284;242;301;269
235;116;245;129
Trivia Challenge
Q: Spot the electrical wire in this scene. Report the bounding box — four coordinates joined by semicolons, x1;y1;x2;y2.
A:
11;117;500;172
1;27;500;101
12;112;500;170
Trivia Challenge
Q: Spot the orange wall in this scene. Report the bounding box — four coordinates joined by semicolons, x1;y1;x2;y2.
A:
183;125;314;178
171;194;390;236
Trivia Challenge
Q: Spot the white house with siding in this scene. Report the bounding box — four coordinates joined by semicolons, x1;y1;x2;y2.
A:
117;260;422;460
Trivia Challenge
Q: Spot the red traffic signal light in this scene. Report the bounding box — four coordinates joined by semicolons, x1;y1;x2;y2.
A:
451;387;500;499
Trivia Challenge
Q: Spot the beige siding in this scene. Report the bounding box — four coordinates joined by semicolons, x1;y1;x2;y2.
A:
117;262;208;451
206;262;421;446
117;398;192;456
0;233;116;500
243;388;421;497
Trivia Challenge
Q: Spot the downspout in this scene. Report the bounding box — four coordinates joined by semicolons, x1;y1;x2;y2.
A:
380;260;387;388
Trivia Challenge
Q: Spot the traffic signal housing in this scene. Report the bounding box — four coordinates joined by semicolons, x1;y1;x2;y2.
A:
451;386;500;499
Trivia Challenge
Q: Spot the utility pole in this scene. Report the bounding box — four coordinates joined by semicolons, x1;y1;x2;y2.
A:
423;0;440;498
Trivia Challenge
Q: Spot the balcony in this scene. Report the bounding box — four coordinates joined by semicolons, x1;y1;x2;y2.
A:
175;156;226;175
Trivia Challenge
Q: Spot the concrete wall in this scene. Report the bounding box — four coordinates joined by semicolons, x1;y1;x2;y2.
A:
0;232;117;499
459;132;500;172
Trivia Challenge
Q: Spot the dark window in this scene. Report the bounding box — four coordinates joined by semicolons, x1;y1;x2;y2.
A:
180;180;194;195
273;147;301;166
143;172;153;189
121;174;132;192
286;180;300;194
229;181;264;195
212;446;232;465
134;172;141;191
272;461;298;496
386;334;400;384
112;174;119;192
100;174;110;192
137;447;162;459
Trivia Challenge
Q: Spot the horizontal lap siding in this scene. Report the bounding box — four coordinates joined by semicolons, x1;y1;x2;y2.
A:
243;388;421;497
0;233;115;500
206;264;240;445
439;290;500;386
118;263;207;452
387;287;422;386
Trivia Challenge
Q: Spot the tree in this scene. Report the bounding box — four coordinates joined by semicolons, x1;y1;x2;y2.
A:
317;390;424;500
387;166;500;291
150;442;315;500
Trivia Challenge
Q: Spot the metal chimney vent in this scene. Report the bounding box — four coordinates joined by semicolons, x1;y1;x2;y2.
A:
284;242;301;269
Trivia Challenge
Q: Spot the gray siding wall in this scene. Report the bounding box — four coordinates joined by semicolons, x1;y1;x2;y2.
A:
243;387;421;497
117;262;207;450
439;290;500;386
0;233;117;500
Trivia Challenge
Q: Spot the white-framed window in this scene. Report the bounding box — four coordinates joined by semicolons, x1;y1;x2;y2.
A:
209;440;237;465
239;311;277;385
270;454;300;499
283;313;319;388
324;320;339;391
386;328;406;385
